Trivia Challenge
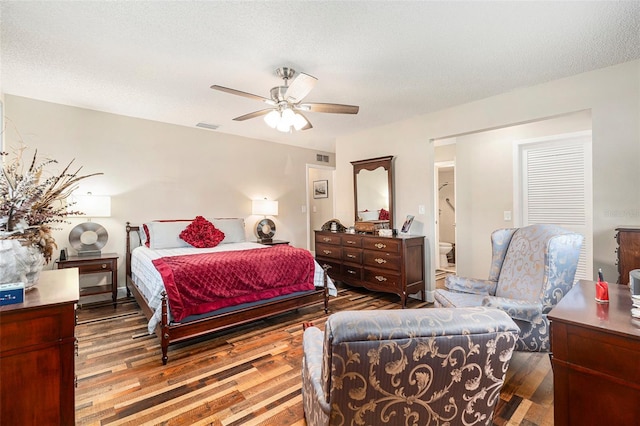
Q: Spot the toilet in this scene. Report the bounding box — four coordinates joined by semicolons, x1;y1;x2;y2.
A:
439;242;453;268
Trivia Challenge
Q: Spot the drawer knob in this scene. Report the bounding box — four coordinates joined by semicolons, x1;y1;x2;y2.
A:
323;250;332;255
322;264;333;270
347;270;357;275
347;254;356;258
375;275;387;282
101;263;107;269
374;258;387;264
323;238;332;242
346;241;356;245
375;243;387;249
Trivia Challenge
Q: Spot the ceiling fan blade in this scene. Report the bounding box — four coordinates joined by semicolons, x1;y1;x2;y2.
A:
232;109;273;121
285;72;317;103
211;85;275;105
297;102;359;114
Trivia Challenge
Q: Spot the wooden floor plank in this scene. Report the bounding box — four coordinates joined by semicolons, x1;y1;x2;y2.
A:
75;286;554;425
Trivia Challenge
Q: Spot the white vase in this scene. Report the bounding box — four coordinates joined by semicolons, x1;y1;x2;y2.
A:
0;239;45;290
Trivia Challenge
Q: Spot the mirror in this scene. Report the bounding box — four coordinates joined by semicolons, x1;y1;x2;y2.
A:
351;156;394;230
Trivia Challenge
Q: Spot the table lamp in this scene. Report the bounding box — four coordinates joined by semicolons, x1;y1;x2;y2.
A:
252;199;278;243
67;193;111;256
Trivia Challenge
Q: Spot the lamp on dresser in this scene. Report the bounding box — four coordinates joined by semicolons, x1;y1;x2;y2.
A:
252;198;278;243
67;193;111;256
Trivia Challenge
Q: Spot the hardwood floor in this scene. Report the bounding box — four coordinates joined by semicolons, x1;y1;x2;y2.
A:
75;286;554;425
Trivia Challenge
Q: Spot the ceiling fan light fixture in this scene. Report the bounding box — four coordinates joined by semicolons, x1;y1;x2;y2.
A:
281;108;295;126
293;113;308;131
276;119;291;133
264;110;280;128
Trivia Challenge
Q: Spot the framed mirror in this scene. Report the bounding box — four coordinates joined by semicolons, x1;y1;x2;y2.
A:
351;156;394;231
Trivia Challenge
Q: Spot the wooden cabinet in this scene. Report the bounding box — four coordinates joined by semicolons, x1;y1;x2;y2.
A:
615;227;640;284
548;281;640;425
315;231;425;307
0;269;79;426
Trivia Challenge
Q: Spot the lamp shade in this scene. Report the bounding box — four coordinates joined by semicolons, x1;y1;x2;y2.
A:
69;194;111;217
252;199;278;216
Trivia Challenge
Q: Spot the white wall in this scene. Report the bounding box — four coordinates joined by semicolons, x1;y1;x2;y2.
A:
336;60;640;300
3;95;335;286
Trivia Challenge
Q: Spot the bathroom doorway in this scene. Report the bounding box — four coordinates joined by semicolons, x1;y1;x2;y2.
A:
435;161;456;275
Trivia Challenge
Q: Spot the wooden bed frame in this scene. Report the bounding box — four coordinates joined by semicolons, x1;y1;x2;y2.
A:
125;223;329;364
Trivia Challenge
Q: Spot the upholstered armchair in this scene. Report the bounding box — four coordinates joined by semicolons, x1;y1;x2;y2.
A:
434;224;583;352
302;307;519;426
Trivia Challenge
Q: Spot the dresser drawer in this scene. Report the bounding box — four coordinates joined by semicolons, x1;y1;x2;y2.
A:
316;244;342;260
362;238;401;253
316;259;341;278
364;269;401;288
341;235;362;247
316;233;342;245
363;251;401;270
342;264;363;280
342;247;363;263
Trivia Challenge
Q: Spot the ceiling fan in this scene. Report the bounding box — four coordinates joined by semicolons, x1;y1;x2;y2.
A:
211;67;359;132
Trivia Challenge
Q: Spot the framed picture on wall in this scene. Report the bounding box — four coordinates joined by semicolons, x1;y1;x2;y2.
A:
313;180;328;199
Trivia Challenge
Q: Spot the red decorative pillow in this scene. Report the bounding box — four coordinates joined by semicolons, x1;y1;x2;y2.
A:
179;216;225;248
379;208;390;220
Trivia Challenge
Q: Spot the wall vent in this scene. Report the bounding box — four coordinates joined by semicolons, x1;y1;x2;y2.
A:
316;154;330;162
196;122;219;130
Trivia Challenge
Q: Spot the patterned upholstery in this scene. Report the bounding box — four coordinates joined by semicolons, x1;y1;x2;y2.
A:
434;224;584;352
302;307;519;426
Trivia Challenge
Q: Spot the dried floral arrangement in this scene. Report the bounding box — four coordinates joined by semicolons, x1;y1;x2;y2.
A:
0;145;102;262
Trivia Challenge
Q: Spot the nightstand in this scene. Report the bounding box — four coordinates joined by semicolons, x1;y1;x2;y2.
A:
256;239;290;246
56;252;118;307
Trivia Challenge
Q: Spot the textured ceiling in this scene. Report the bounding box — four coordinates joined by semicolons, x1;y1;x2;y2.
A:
2;1;639;152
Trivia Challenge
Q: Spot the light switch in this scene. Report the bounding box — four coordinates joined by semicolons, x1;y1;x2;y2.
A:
504;211;512;221
301;205;307;213
418;205;425;214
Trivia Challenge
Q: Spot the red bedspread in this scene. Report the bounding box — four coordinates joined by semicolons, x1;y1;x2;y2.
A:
152;245;316;321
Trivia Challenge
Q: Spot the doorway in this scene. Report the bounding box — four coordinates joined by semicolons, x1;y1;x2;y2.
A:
435;161;456;274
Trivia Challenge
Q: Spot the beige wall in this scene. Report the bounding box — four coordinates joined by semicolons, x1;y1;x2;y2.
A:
3;95;334;286
336;60;640;300
308;166;335;251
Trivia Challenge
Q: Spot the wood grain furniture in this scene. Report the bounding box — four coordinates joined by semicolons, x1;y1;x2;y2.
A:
125;223;329;364
615;227;640;285
56;252;119;307
256;239;289;246
315;230;425;307
0;268;79;425
548;280;640;425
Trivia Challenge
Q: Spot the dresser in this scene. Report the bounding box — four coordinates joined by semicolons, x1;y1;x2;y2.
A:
548;280;640;425
615;227;640;284
315;231;425;307
0;269;79;426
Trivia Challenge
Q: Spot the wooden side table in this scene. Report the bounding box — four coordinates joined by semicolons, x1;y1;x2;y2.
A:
56;252;119;307
256;240;290;246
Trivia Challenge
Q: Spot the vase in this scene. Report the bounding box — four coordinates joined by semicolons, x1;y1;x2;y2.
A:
0;239;45;290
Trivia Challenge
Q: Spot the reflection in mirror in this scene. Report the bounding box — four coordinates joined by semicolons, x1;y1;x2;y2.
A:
351;156;394;231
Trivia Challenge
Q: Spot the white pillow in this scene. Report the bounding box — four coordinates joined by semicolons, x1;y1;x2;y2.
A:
210;218;246;243
144;221;192;249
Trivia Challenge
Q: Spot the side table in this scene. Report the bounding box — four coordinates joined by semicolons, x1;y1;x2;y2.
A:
56;252;119;307
256;240;290;246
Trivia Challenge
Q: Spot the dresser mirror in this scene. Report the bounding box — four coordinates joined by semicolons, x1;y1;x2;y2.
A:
351;155;394;231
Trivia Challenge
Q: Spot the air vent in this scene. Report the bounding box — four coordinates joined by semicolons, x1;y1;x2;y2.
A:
196;122;219;130
316;154;330;163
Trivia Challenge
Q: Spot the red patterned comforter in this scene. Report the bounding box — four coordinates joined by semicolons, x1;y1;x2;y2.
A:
152;245;315;321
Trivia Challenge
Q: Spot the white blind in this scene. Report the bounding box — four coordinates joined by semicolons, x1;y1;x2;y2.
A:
520;134;592;281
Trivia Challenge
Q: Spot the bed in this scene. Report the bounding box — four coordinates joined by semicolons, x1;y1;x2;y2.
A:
124;218;335;364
